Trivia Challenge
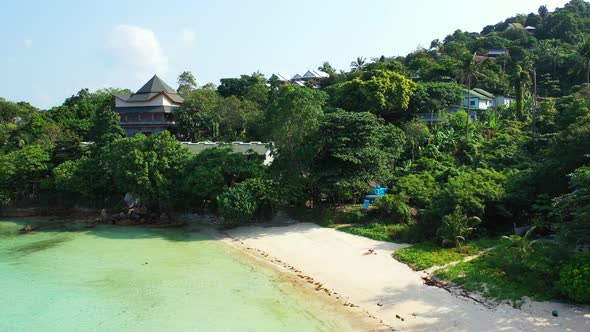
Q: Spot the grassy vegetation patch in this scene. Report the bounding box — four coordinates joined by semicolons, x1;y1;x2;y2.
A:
434;241;568;305
337;223;411;242
392;238;501;271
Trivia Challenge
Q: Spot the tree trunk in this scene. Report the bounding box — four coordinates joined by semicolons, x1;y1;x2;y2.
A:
586;59;590;84
466;77;471;139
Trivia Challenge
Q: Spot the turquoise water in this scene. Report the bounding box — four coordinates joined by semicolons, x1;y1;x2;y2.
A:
0;220;359;332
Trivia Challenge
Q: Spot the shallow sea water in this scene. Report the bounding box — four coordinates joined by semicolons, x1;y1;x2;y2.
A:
0;219;359;332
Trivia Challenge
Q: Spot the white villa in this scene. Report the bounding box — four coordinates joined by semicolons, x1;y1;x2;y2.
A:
418;88;515;124
464;88;515;110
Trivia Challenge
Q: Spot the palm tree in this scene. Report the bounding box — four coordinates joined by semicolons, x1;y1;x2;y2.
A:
510;64;532;121
437;207;482;248
456;53;484;139
538;40;563;78
350;56;367;72
578;38;590;84
502;226;538;262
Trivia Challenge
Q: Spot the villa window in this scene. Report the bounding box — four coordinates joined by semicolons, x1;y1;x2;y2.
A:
470;101;475;106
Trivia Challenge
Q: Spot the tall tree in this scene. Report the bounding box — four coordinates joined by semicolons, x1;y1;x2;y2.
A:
177;71;198;96
174;89;221;141
578;38;590;84
404;119;430;160
217;73;269;107
311;111;395;202
538;5;549;22
264;85;327;175
327;69;416;114
510;64;532;120
88;101;125;146
350;56;367;72
456;53;484;138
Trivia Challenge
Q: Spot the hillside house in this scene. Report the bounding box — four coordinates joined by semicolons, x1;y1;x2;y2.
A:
466;88;515;110
486;49;508;57
268;69;329;88
463;89;493;110
113;75;183;136
505;22;525;31
494;95;515;108
505;23;536;33
417;87;515;124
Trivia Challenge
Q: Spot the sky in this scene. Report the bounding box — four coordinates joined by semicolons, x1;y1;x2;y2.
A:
0;0;571;109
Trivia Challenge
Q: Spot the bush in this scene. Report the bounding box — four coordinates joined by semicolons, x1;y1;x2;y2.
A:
317;210;336;228
217;185;257;223
394;172;439;207
424;167;507;227
373;194;411;224
436;206;481;247
333;205;367;224
217;178;279;224
338;222;412;242
557;253;590;303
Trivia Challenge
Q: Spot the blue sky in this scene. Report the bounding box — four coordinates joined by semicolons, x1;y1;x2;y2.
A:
0;0;570;109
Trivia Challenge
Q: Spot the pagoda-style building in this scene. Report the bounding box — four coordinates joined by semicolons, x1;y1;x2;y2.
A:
114;75;184;136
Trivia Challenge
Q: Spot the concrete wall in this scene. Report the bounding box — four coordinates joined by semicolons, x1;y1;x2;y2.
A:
495;96;514;108
181;142;273;166
462;97;492;110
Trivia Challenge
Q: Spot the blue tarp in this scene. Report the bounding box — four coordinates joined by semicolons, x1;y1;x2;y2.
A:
363;186;389;208
368;186;388;197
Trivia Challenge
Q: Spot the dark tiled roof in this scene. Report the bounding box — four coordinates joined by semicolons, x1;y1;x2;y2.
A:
114;75;184;104
164;93;184;103
136;75;177;94
126;92;161;102
113;93;132;101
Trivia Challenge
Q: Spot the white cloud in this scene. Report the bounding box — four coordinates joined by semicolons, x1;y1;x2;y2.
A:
24;39;33;48
179;28;196;47
109;25;168;79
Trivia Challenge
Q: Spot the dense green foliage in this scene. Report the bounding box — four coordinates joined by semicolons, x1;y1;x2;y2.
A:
372;194;412;224
436;207;482;248
557;253;590;303
311;111;403;202
217;178;279;223
326;69;416;114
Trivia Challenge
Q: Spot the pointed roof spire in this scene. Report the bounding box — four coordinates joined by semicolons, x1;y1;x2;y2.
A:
136;75;177;94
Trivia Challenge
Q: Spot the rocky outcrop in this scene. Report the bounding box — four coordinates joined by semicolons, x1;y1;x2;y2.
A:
97;205;184;227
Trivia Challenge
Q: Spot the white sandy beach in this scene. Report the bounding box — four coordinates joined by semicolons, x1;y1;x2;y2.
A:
224;222;590;332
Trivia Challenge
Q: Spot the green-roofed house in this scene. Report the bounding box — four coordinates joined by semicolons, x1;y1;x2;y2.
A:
113;75;184;136
462;89;493;110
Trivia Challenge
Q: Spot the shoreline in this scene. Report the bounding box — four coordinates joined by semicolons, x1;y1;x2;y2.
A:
4;216;589;331
1;216;386;332
221;222;590;332
209;227;393;331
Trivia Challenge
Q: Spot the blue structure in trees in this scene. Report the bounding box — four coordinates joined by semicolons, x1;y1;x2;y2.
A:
363;185;389;209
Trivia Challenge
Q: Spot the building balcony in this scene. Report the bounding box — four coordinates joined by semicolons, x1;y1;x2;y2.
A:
120;121;176;126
